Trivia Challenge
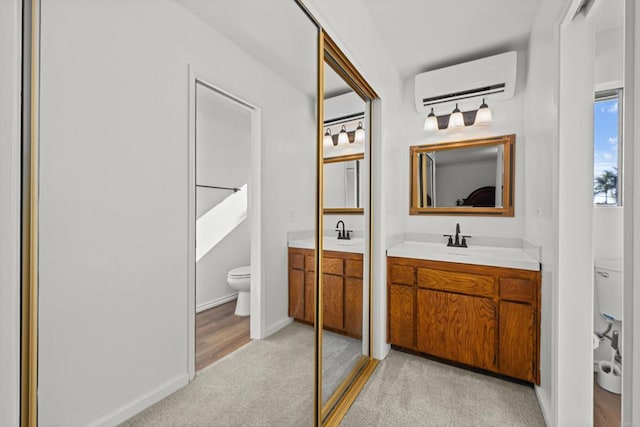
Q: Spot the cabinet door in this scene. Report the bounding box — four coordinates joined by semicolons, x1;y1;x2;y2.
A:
499;301;534;381
288;269;305;320
417;289;497;371
389;284;415;348
304;272;315;323
323;274;344;330
344;278;363;337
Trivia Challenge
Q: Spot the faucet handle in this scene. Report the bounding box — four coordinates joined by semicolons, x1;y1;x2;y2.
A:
461;235;471;247
443;234;453;247
335;228;343;239
345;230;353;240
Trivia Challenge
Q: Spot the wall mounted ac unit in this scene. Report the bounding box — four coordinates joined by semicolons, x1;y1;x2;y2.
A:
414;51;517;115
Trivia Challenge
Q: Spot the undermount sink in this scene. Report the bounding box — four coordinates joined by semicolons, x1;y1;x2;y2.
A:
387;241;540;271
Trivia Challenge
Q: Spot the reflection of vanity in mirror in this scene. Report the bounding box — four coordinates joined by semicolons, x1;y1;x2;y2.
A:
410;134;515;216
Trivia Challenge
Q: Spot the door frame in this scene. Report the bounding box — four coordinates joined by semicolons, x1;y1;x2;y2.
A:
187;66;264;380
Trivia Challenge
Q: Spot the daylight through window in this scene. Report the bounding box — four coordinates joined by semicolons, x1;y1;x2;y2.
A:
594;89;622;206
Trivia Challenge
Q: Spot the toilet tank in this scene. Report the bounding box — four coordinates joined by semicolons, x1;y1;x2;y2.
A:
595;258;623;321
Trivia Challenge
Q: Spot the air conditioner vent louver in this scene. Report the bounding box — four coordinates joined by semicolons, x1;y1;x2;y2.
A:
415;52;517;114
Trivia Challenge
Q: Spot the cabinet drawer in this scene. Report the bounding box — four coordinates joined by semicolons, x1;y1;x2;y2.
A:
345;259;363;278
290;252;304;270
417;268;496;297
389;265;415;286
500;278;533;303
323;257;344;276
305;255;344;275
305;255;315;271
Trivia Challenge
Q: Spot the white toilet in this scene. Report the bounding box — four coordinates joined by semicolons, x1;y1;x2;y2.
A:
594;258;623;394
227;265;251;317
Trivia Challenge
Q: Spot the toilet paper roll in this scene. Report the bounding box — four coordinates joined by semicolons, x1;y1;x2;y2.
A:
593;334;600;350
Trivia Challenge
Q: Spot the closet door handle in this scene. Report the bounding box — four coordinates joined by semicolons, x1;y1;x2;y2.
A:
597;271;609;278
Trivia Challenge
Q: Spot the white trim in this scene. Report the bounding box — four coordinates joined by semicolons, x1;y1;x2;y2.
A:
196;292;238;314
89;374;188;427
187;64;264;382
0;0;22;424
595;80;624;93
534;386;552;427
264;317;294;338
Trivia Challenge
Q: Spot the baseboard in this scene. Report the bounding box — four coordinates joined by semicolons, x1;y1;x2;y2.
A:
534;385;552;427
196;292;238;313
264;317;293;338
90;374;188;427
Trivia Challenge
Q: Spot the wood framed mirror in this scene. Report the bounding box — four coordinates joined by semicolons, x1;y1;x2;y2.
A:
410;134;515;216
323;153;364;215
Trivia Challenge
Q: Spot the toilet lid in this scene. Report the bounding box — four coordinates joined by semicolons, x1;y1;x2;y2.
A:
228;265;251;278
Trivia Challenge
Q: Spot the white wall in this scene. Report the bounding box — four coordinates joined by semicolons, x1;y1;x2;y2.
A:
595;26;624;87
402;51;527;239
434;159;498;207
195;84;251;311
0;0;22;425
37;0;316;425
302;0;405;360
523;0;570;424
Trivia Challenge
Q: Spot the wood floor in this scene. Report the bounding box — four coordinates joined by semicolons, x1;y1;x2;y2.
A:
594;373;621;427
195;300;250;372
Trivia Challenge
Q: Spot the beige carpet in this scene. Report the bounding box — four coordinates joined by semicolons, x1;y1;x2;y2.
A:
123;322;545;426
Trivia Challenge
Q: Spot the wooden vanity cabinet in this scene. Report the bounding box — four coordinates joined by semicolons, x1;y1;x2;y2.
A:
288;247;363;339
387;256;540;384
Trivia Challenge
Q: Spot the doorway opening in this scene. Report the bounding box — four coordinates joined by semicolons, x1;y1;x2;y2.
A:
187;72;263;377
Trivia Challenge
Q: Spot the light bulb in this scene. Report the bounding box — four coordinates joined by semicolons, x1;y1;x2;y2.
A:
338;125;349;145
323;128;334;147
424;108;439;132
474;98;492;125
448;103;465;129
354;121;365;143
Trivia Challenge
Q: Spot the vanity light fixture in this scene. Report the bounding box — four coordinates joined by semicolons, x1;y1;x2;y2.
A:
324;128;336;146
474;98;493;125
338;125;349;145
423;108;439;132
354;121;365;144
424;99;494;132
448;103;465;129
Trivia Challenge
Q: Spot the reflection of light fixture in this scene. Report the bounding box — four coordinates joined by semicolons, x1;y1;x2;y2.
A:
423;108;438;132
354;121;365;143
323;128;335;146
474;98;492;125
448;103;465;129
338;125;349;145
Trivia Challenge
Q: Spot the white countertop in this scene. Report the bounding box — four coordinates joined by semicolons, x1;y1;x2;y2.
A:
387;241;540;271
288;236;365;254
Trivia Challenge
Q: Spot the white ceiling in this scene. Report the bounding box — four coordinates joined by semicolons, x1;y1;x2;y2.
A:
175;0;544;94
361;0;541;79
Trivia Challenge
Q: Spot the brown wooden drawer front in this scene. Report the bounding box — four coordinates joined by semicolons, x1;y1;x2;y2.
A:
305;255;315;271
417;289;497;371
323;257;344;276
500;278;534;303
290;252;304;270
389;284;415;348
417;267;496;297
304;273;315;323
389;265;415;286
345;259;364;278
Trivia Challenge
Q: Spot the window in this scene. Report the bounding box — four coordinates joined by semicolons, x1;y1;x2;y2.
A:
594;89;622;206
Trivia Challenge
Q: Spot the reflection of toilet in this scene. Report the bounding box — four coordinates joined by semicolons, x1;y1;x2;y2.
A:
227;266;251;317
594;258;622;394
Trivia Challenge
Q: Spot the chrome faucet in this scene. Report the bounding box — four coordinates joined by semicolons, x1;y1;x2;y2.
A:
444;223;471;248
335;220;352;240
